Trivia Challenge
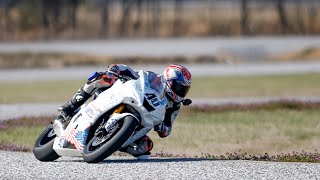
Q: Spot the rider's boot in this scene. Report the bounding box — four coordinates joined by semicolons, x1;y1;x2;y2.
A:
120;135;153;160
56;87;91;127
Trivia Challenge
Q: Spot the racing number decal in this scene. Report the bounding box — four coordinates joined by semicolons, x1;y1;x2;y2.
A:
145;93;160;107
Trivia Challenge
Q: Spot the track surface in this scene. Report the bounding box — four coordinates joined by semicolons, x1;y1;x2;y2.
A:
1;62;320;82
0;151;319;180
1;37;320;58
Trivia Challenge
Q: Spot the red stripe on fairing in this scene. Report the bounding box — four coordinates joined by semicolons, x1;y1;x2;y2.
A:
169;65;191;81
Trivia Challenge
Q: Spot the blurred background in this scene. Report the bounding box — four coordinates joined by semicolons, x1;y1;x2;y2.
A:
1;0;320;158
0;0;320;40
0;0;320;65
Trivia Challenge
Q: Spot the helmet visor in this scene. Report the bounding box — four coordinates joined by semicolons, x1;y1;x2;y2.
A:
171;80;190;98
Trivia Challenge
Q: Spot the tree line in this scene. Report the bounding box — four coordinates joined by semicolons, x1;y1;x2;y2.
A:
240;0;319;35
0;0;319;40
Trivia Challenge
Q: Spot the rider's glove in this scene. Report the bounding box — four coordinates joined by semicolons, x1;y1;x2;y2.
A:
154;123;164;132
83;71;114;95
182;99;192;106
87;72;103;83
154;123;170;138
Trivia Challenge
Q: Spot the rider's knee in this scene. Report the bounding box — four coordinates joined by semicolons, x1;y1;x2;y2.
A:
123;135;153;158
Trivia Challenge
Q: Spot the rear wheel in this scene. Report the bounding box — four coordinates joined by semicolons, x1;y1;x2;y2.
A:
83;116;137;163
33;124;60;161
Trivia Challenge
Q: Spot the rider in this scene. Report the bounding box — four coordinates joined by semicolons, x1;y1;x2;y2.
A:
57;64;192;159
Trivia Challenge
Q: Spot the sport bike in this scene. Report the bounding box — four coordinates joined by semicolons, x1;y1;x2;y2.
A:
33;70;167;163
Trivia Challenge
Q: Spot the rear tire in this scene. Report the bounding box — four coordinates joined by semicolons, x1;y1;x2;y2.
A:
33;124;60;161
83;116;137;163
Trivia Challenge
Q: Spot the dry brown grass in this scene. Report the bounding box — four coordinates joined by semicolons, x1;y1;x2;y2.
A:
271;47;320;61
186;100;320;113
151;108;320;156
1;101;320;158
0;52;227;69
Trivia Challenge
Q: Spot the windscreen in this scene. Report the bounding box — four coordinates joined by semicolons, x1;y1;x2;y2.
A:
146;72;166;98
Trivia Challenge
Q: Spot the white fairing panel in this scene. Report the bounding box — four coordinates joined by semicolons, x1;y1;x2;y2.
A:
53;70;166;156
82;70;166;128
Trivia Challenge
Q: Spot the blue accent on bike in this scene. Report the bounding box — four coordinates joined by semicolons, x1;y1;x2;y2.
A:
159;98;167;106
87;72;98;81
75;130;89;145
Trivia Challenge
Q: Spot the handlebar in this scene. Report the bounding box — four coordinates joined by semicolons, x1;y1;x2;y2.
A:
113;73;132;82
107;72;132;83
93;72;133;99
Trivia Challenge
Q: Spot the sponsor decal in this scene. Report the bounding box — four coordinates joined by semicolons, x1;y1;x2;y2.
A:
91;104;102;113
58;138;65;148
75;95;83;102
61;126;89;150
159;98;167;106
85;107;94;118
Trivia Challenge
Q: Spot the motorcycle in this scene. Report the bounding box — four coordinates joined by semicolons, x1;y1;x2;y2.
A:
33;70;167;163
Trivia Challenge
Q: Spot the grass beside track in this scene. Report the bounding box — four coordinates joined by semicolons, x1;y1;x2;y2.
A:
0;52;223;69
1;73;320;104
161;109;320;156
1;106;320;162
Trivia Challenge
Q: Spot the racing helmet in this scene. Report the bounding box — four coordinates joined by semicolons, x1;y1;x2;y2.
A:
163;64;192;102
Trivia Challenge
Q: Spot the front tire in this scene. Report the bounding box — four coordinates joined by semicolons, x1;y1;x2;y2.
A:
33;124;60;161
83;116;137;163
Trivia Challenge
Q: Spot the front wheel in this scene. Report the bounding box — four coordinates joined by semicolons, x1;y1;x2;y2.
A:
33;124;60;161
83;116;137;163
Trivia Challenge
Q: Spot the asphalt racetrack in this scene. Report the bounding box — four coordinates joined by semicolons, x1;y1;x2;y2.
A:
1;37;320;58
1;61;320;82
0;151;319;179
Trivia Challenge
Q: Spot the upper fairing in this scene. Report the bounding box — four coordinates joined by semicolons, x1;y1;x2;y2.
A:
79;70;166;129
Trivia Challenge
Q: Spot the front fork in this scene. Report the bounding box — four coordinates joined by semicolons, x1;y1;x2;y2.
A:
113;104;125;114
103;104;126;132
